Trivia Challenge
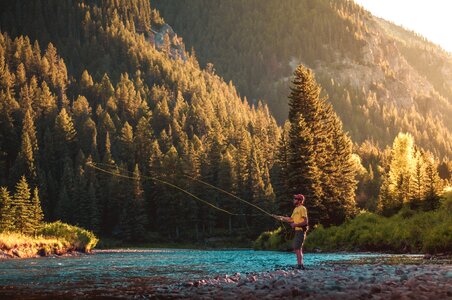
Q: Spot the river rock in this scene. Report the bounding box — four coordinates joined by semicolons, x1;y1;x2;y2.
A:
370;285;382;293
273;278;286;288
404;278;418;288
418;284;430;292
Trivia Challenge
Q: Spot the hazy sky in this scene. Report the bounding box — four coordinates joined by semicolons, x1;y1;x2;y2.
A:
354;0;452;53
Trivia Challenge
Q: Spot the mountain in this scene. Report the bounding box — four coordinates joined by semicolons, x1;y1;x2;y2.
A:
0;0;280;239
153;0;452;158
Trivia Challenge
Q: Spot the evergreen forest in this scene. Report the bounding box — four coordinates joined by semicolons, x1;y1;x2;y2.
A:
154;0;452;158
0;0;450;245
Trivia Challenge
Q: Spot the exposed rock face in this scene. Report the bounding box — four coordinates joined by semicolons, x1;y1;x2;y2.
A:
314;17;437;110
153;1;452;156
151;23;186;61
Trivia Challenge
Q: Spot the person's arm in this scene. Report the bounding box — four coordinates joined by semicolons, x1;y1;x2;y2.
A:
290;216;307;228
271;214;293;223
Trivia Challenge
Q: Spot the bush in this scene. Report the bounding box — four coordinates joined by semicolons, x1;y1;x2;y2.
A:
38;221;98;252
253;227;292;251
422;220;452;253
257;201;451;254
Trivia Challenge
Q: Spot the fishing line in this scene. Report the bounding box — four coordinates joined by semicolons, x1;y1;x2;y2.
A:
94;162;274;219
89;162;291;237
179;173;292;236
86;162;239;216
180;174;276;218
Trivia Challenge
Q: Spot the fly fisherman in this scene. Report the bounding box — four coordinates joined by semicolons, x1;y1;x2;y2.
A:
273;194;309;270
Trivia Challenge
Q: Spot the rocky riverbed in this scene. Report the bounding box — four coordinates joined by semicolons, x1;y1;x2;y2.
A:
153;261;452;299
1;251;450;299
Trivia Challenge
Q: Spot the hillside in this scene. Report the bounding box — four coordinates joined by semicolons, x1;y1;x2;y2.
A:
153;0;452;158
0;0;280;240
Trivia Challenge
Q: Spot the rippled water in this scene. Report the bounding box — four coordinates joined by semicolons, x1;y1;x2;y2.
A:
0;249;418;297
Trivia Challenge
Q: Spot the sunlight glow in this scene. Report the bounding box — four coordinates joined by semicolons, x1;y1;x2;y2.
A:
354;0;452;53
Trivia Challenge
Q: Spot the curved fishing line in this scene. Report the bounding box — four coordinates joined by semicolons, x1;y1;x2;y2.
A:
86;162;239;216
93;162;270;219
179;173;293;235
181;174;277;219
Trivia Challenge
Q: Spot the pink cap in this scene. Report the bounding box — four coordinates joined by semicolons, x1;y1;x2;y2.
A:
294;194;305;201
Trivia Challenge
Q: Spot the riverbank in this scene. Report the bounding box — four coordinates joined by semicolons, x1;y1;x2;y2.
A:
153;260;451;299
0;233;66;259
255;197;452;254
0;221;98;259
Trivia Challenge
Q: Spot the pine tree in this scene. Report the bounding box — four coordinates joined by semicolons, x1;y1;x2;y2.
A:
326;111;357;224
390;133;414;201
131;164;147;240
0;187;14;232
87;182;100;233
423;152;441;211
159;146;181;237
117;164;146;242
11;129;37;186
410;149;426;209
119;121;134;163
11;95;39;187
288;114;324;225
73;164;89;228
13;176;34;234
272;121;292;214
30;187;43;234
56;185;72;223
287;65;325;225
378;133;415;215
54;107;77;162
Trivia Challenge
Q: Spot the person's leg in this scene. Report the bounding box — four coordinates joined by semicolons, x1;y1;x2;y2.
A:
293;231;305;269
300;242;304;266
295;249;302;265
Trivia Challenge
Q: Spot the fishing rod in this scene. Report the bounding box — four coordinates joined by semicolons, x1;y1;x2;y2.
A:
180;173;276;219
180;173;293;235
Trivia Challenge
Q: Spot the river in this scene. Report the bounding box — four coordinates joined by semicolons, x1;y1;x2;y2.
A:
0;249;425;298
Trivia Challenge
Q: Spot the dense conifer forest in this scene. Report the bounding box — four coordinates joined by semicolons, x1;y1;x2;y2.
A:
154;0;452;159
0;0;450;244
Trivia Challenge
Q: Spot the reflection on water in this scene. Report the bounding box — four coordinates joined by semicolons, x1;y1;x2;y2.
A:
0;249;420;296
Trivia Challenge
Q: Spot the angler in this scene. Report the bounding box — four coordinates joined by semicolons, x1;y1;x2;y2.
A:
273;194;309;270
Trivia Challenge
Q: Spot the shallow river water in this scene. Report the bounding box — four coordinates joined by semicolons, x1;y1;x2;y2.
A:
0;249;423;297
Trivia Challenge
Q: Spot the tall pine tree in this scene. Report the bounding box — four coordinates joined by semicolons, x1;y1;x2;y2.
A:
12;176;34;234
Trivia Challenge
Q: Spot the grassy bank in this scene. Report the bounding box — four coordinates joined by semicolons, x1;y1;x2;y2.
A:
255;193;452;254
0;221;98;258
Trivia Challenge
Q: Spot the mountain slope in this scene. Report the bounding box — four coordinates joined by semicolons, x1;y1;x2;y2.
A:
0;0;280;239
153;0;452;158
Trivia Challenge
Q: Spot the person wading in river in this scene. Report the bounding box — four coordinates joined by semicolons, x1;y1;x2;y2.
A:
273;194;308;270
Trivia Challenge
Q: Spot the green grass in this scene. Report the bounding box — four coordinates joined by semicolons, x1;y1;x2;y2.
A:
38;221;98;253
255;192;452;254
0;221;98;258
0;232;66;257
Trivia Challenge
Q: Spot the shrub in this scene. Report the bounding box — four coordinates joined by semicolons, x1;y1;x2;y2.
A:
38;221;98;252
422;220;452;253
297;206;450;254
253;227;292;251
